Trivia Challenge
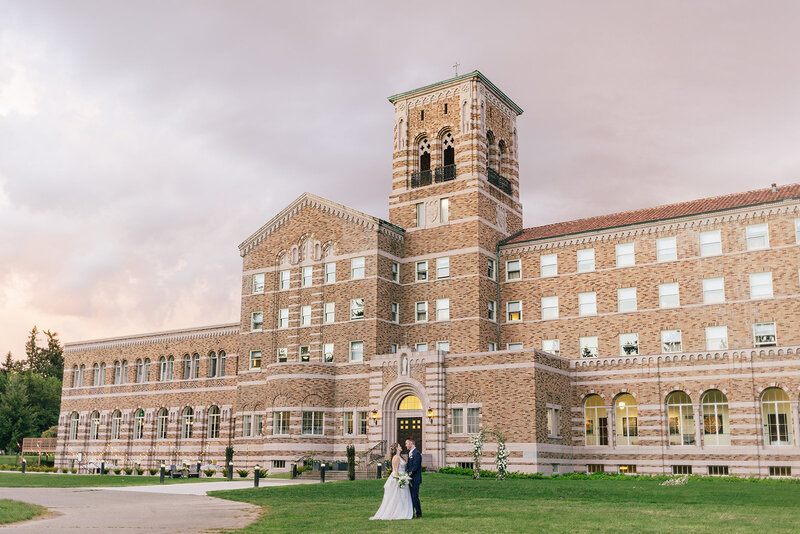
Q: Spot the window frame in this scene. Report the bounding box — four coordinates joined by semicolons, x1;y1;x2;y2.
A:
250;350;262;370
300;305;312;326
578;291;597;316
279;269;290;290
661;329;683;353
351;257;365;279
251;311;263;331
541;296;559;320
749;271;774;300
415;261;428;282
324;262;336;284
615;242;635;267
506;259;521;281
658;282;680;308
350;298;365;320
656;236;677;262
617;287;637;313
436;257;450;279
540;253;557;278
415;301;428;322
746;223;769;250
506;300;522;322
349;340;364;362
580;336;599;358
301;265;313;287
705;326;728;350
435;298;450;321
252;273;265;294
702;277;725;304
577;248;595;272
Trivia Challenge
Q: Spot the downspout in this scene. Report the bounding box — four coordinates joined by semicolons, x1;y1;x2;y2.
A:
657;360;666;475
750;355;762;475
495;241;501;349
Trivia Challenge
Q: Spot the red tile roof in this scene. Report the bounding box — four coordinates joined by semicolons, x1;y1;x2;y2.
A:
504;183;800;245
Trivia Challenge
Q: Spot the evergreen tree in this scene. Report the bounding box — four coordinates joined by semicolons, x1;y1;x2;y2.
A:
0;373;34;452
25;327;63;379
22;372;62;436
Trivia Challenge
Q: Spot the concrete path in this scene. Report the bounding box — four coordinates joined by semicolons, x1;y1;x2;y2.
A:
0;487;261;532
100;478;318;495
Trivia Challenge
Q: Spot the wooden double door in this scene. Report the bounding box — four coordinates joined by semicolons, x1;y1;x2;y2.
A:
397;417;422;454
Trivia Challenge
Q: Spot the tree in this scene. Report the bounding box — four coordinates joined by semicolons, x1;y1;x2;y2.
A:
0;373;35;452
2;351;25;375
22;372;62;436
25;327;63;380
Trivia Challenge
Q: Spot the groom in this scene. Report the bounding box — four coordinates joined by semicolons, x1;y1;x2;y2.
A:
405;438;422;519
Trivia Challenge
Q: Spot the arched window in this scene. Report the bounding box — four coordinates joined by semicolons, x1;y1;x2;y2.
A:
90;411;100;440
192;353;200;379
667;391;695;445
167;356;174;380
159;357;167;381
209;352;218;378
497;139;506;172
615;394;639;446
72;366;79;388
135;359;144;383
219;351;226;376
113;361;122;385
584;395;608;446
183;355;191;379
120;360;128;384
69;412;79;441
442;132;455;167
157;408;169;440
78;365;85;387
701;390;730;446
208;406;221;439
486;131;496;171
398;395;422;410
98;363;106;386
762;388;792;445
134;409;145;439
92;363;99;386
418;138;431;172
181;407;194;439
111;410;122;440
143;359;150;382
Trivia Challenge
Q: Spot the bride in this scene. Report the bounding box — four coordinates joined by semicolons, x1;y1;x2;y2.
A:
370;442;413;520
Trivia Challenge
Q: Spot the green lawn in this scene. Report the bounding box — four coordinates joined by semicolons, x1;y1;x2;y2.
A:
0;472;224;488
211;473;800;533
0;499;47;525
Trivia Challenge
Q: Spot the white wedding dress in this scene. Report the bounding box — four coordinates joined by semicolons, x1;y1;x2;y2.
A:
370;457;413;520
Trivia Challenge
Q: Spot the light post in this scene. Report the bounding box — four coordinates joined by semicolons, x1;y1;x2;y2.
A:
160;462;165;484
254;464;260;487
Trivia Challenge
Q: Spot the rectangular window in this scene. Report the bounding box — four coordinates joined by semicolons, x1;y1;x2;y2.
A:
323;343;334;362
547;406;561;437
746;223;769;250
507;300;522;322
749;272;773;299
437;257;450;279
661;330;682;353
279;269;290;290
506;259;521;280
659;283;680;308
507;342;523;350
540;253;557;277
251;311;263;331
273;411;290;435
276;347;287;363
301;305;311;326
705;326;728;350
487;258;496;280
467;407;480;433
273;460;286;469
707;465;729;476
440;197;450;223
700;230;722;257
391;344;398;353
350;298;364;320
324;302;335;323
416;202;425;228
580;336;599;358
577;248;595;272
703;277;725;304
324;262;336;284
615;243;635;267
488;300;496;321
587;464;605;474
415;301;428;322
299;346;310;362
351;257;365;279
278;308;289;328
435;298;450;321
437;341;450;352
252;273;265;293
617;287;637;313
391;262;399;282
657;237;677;262
618;465;637;474
451;408;464;434
769;466;791;477
349;341;363;361
302;411;323;435
541;296;559;320
358;411;368;435
391;302;399;323
672;465;692;475
416;261;428;281
578;292;597;316
795;219;800;243
754;322;777;347
253;414;262;436
619;333;639;355
250;350;262;369
243;415;252;437
488;342;496;351
301;266;312;287
415;342;428;351
542;339;560;356
343;412;354;436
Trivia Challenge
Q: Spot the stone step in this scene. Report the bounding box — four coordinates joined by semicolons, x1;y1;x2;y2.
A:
297;469;377;480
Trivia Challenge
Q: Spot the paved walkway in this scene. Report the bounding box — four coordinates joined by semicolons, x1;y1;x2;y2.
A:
100;478;318;495
0;487;261;532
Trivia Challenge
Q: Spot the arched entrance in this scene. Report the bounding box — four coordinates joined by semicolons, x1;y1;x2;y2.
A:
380;380;429;455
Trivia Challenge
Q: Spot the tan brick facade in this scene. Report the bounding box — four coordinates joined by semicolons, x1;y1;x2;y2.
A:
57;72;800;478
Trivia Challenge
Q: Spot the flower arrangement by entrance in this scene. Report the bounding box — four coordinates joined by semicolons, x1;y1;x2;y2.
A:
469;429;509;480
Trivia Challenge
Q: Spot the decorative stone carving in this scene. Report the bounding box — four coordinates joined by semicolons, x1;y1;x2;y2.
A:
497;204;507;233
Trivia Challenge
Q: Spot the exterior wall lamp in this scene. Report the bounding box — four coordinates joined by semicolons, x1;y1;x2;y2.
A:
427;408;434;423
371;410;379;425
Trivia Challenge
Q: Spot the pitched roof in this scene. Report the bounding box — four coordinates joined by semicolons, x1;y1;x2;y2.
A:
504;183;800;245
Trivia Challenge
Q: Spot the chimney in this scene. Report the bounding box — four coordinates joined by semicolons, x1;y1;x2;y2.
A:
771;183;777;193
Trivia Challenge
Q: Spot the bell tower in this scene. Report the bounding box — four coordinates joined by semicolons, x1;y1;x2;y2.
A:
387;71;524;354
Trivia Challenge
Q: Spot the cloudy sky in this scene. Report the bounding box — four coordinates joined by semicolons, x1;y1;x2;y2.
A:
2;1;799;359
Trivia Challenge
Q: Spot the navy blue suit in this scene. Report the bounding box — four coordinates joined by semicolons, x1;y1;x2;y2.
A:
406;447;422;517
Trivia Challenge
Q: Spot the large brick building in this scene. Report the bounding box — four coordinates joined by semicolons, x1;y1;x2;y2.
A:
57;71;800;477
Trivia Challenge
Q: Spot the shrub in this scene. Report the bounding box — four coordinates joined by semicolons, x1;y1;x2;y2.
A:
103;468;110;475
113;468;122;475
346;445;356;481
204;469;215;477
124;467;134;475
296;465;312;474
148;468;158;475
135;467;145;475
70;468;77;474
237;469;249;478
257;468;268;478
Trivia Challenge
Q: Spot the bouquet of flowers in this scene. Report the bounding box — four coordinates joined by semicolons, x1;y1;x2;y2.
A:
395;472;411;488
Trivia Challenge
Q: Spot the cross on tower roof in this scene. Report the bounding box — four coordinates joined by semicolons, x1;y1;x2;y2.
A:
452;61;460;77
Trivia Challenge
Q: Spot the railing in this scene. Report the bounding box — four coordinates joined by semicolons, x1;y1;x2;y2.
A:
487;167;512;195
409;165;456;189
357;440;387;468
22;438;57;454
